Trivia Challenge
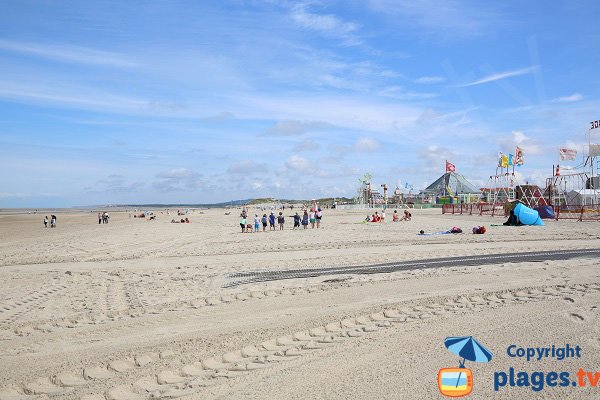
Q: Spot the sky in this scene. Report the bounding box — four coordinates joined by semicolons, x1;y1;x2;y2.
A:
1;0;600;207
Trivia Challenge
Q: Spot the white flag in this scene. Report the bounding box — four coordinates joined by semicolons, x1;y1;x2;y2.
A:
559;148;577;161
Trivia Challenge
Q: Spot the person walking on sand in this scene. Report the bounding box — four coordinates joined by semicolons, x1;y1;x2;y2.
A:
50;214;57;228
98;212;102;224
302;210;309;229
44;216;48;228
316;207;322;228
277;212;285;230
240;214;247;233
254;214;260;233
261;214;268;232
269;211;276;231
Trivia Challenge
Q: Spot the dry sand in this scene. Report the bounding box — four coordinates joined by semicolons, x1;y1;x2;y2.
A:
0;208;599;399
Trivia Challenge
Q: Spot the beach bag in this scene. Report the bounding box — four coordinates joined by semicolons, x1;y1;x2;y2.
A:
450;226;462;233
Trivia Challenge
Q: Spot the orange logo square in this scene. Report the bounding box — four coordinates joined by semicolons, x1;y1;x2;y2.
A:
438;368;473;397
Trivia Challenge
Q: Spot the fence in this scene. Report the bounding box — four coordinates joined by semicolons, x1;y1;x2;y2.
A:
442;203;600;221
554;204;600;221
441;203;506;216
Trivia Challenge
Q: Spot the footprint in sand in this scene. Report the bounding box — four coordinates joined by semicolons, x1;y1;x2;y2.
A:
563;297;576;303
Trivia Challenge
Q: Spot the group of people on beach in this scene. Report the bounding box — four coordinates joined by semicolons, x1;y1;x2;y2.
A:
97;212;110;224
239;205;323;233
43;215;57;228
366;209;411;223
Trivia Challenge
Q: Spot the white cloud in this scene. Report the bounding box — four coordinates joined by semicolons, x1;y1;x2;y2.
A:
293;139;320;152
291;4;360;45
460;66;537;87
498;131;543;155
553;93;583;103
265;119;332;136
96;174;145;193
415;76;446;84
227;160;268;175
285;155;312;172
154;168;203;192
354;137;380;152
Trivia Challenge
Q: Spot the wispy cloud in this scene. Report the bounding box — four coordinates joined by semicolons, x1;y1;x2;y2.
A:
553;93;583;103
354;137;380;152
0;40;136;67
154;168;204;192
368;0;499;37
264;120;332;136
459;66;537;87
290;4;361;45
415;76;446;84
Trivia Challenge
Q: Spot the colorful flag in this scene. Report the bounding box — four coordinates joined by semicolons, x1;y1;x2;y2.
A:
559;148;577;161
446;160;456;173
500;154;509;167
508;154;514;166
514;146;524;165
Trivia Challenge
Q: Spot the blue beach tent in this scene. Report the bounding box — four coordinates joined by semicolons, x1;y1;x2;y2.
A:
514;203;544;226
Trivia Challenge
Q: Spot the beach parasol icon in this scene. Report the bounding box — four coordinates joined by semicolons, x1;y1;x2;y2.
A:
440;336;492;395
444;336;493;367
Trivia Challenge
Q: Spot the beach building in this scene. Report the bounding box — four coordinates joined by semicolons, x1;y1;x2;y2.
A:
421;172;481;204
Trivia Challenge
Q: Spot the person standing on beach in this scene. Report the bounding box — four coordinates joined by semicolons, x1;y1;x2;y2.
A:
316;207;322;228
44;216;48;228
309;209;316;229
50;214;56;228
240;214;247;233
269;212;276;231
293;212;301;229
277;212;285;230
381;209;386;223
98;212;102;224
302;210;309;229
261;214;268;232
254;214;260;233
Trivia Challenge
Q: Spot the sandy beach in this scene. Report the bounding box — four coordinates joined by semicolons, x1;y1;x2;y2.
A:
0;208;599;399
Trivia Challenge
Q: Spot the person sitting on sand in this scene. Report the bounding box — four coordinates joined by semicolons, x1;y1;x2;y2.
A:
392;210;399;222
401;210;411;221
503;209;522;226
240;214;247;233
277;212;285;230
365;215;371;222
372;212;381;223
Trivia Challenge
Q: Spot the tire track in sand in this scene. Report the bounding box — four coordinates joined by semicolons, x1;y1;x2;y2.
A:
1;282;598;400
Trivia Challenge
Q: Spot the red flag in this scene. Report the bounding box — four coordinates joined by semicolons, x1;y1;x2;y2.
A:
446;160;456;173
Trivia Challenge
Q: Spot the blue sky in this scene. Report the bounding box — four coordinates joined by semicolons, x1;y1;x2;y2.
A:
1;0;599;207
